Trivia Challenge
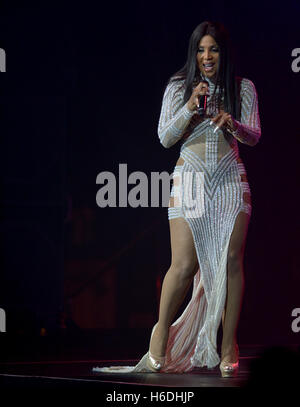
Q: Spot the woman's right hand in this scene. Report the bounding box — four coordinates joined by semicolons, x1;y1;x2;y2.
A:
187;80;210;112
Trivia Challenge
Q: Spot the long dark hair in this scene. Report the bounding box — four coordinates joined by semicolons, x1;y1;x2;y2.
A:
169;21;241;120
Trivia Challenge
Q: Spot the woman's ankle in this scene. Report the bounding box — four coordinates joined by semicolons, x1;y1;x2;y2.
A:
221;340;239;359
150;323;169;357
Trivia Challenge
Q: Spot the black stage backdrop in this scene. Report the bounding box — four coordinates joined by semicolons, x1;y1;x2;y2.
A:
0;0;299;356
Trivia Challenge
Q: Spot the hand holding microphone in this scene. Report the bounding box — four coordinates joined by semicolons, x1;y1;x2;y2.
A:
187;79;209;114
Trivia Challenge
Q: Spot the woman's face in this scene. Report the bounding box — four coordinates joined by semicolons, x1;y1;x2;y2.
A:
197;35;220;79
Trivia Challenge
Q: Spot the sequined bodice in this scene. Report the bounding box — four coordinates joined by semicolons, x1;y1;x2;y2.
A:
157;75;261;171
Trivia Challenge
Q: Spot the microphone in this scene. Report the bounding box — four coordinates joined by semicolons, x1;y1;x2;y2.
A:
198;80;208;116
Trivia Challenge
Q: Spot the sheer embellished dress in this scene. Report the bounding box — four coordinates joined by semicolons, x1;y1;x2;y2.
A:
93;75;261;373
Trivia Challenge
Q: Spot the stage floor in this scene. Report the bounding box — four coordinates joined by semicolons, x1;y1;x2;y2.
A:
0;354;255;388
0;337;299;403
0;346;299;404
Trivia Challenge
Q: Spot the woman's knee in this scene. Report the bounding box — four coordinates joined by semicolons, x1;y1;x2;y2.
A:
227;249;244;275
170;261;198;280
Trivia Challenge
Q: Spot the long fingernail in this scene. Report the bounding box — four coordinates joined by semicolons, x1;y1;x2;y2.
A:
209;120;214;126
213;126;219;133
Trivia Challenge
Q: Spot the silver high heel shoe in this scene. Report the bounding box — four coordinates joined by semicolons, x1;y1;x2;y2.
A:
220;344;239;378
145;323;166;372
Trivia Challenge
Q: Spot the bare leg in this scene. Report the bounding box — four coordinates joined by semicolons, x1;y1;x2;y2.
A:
149;214;199;358
221;209;250;362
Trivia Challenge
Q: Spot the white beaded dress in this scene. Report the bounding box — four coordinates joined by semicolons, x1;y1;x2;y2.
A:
93;75;261;374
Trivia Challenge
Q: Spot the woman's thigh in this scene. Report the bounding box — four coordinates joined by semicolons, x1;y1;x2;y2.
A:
168;216;199;278
168;156;199;277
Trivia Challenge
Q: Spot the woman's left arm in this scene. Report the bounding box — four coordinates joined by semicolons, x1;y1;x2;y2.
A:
228;79;261;146
211;78;261;146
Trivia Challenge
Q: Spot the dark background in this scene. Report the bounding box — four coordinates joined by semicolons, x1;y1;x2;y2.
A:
0;0;299;360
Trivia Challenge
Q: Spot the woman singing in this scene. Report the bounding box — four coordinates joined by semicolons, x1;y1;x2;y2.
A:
94;21;261;377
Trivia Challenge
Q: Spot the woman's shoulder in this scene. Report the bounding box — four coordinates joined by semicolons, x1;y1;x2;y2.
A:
236;76;257;95
165;76;186;93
